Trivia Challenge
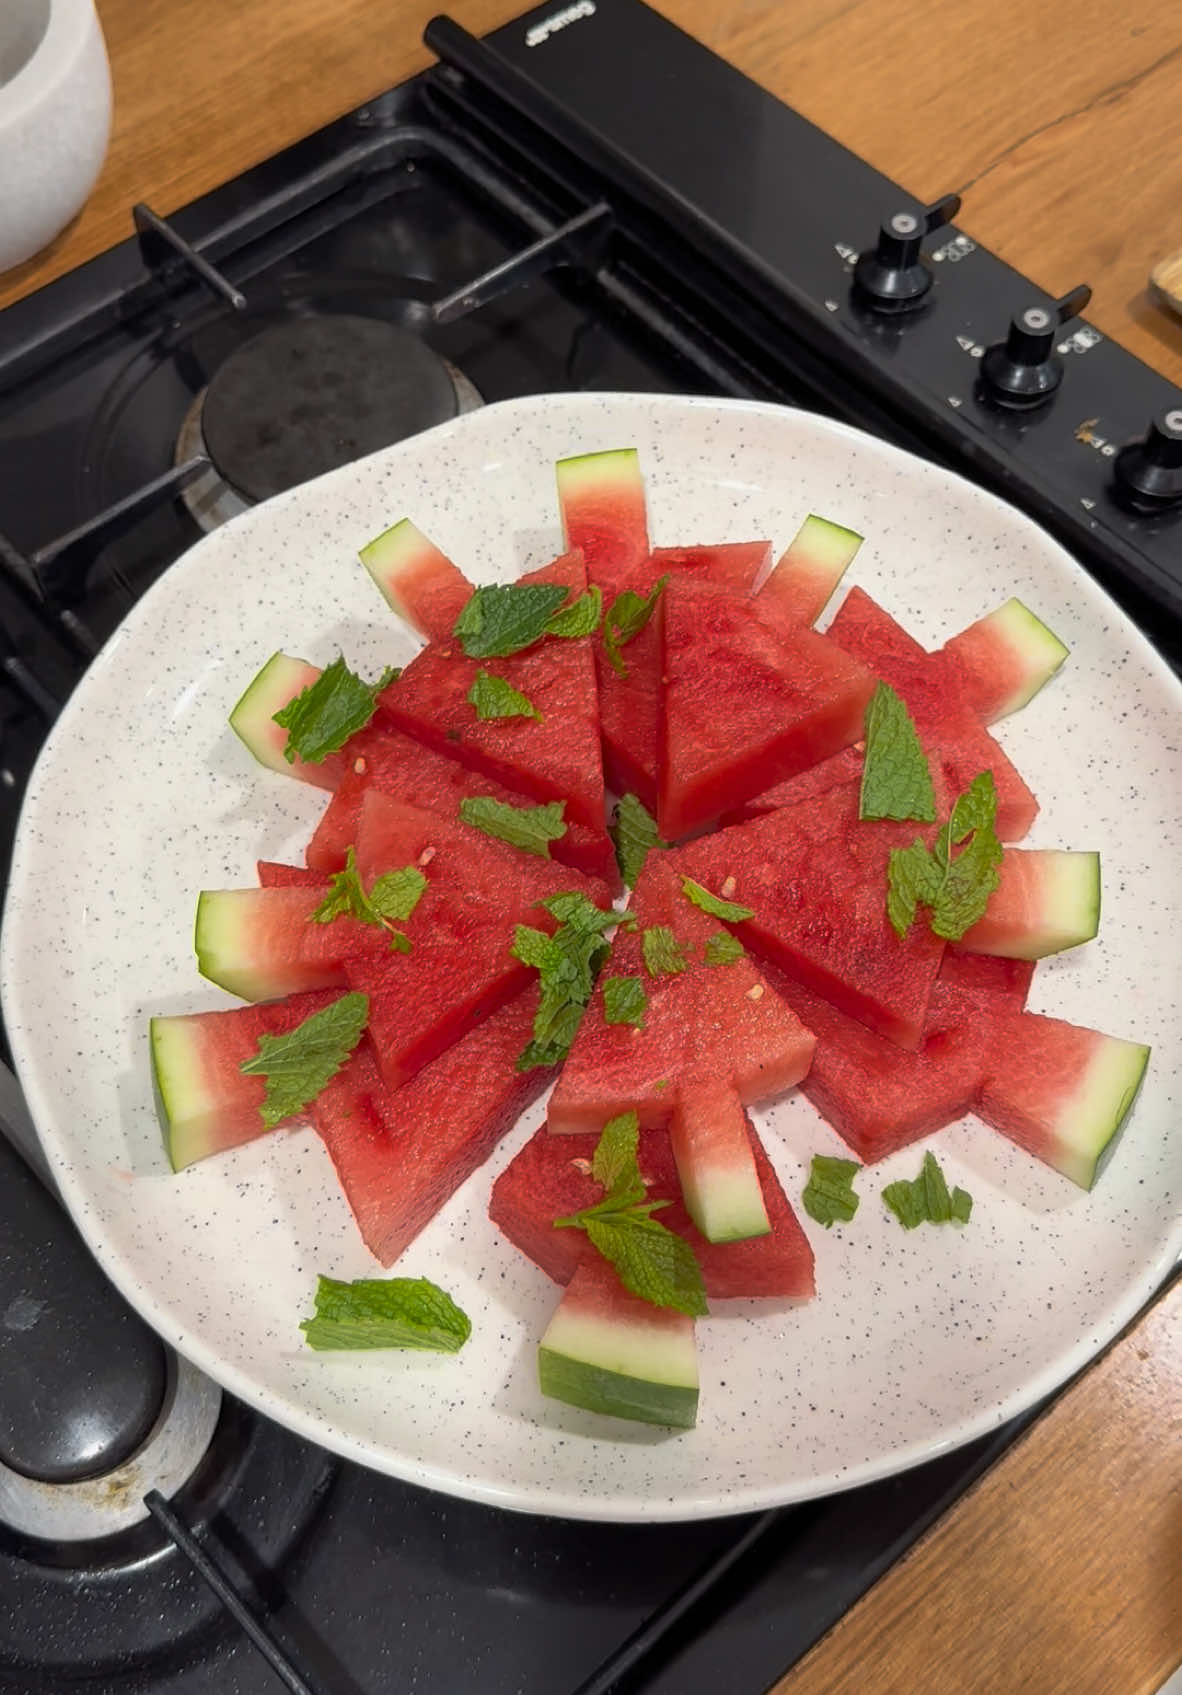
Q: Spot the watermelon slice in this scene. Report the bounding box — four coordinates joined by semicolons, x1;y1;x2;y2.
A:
229;653;345;790
667;784;946;1049
358;518;473;642
310;990;548;1265
537;1257;699;1429
194;887;389;1000
305;721;617;886
658;579;876;839
378;550;607;833
257;861;327;889
344;791;611;1089
757;514;863;628
956;849;1101;960
555;447;650;587
150;990;336;1170
934;598;1069;724
824;588;1039;841
977;1013;1150;1188
490;1118;815;1298
547;860;814;1242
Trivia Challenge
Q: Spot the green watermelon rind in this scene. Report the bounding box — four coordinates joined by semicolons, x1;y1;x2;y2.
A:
229;651;325;781
150;1015;215;1174
942;598;1070;723
962;850;1101;962
1049;1036;1152;1190
358;517;446;632
194;889;327;1002
538;1301;699;1428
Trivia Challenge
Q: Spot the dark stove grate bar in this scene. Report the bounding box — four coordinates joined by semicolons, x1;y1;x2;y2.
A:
133;203;249;312
432;199;613;322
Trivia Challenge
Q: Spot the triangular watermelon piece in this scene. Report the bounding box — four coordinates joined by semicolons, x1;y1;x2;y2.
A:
658;579;877;839
555;447;650;589
668;784;946;1049
489;1118;815;1299
547;859;814;1242
257;861;327;889
344;791;611;1089
304;720;617;887
378;550;607;832
310;989;548;1265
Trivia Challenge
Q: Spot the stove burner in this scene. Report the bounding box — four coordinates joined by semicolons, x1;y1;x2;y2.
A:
201;314;461;503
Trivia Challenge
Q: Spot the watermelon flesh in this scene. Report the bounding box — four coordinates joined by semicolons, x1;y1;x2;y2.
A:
311;990;548;1265
668;784;946;1049
150;990;336;1170
955;849;1100;961
934;598;1069;724
257;861;327;889
305;720;617;887
229;652;346;791
379;550;608;833
658;579;877;839
489;1119;815;1299
555;448;650;588
358;518;473;642
194;886;389;1001
537;1257;699;1429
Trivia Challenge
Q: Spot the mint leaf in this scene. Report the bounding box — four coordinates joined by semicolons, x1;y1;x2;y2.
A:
311;848;423;951
272;655;394;764
886;773;1001;942
680;877;754;924
801;1154;861;1227
310;846;373;926
611;793;667;887
544;585;602;639
860;682;937;823
886;838;944;939
300;1274;470;1352
703;930;745;966
513;891;617;1071
642;925;688;978
882;1152;973;1228
882;1177;927;1229
241;992;369;1129
950;1186;973;1223
603;575;667;677
921;1150;951;1222
584;1212;707;1317
459;796;567;857
591;1109;643;1200
603;975;647;1026
452;582;570;658
368;865;427;923
510;924;553;970
466;670;541;722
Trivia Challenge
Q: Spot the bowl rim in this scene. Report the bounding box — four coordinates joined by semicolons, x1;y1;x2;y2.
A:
0;0;99;126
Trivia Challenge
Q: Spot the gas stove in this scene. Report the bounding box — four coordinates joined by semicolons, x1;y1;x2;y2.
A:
1;2;1178;1690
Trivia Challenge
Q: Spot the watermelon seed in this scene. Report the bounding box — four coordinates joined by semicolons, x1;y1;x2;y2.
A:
418;847;437;866
570;1158;593;1175
747;984;764;1001
353;757;368;775
721;876;737;897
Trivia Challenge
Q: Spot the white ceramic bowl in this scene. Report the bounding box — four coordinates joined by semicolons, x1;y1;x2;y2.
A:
0;0;112;274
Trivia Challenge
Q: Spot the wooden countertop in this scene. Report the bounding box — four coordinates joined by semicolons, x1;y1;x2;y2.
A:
4;3;1181;1690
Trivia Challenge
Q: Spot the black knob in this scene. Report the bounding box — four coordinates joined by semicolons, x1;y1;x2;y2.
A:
1112;407;1182;511
853;193;962;313
979;286;1092;410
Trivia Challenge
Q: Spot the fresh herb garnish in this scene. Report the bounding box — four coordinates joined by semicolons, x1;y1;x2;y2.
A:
610;793;666;887
703;930;745;966
452;582;602;659
511;891;620;1070
603;975;648;1026
310;847;425;952
680;876;755;924
859;682;937;823
882;1151;973;1228
466;670;541;722
602;575;667;677
641;925;688;978
458;796;567;858
886;771;1003;941
801;1154;862;1227
555;1112;707;1317
272;655;395;764
300;1274;471;1352
240;992;369;1129
543;584;602;639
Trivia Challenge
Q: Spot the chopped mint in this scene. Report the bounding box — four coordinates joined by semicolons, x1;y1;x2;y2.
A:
801;1154;861;1227
882;1152;973;1228
241;992;369;1129
859;682;936;823
703;930;745;966
459;796;567;857
300;1274;470;1352
610;793;666;887
272;655;395;764
554;1114;707;1317
510;923;553;970
642;925;688;978
452;582;569;658
602;575;667;677
603;975;647;1026
466;670;541;721
310;848;424;951
887;771;1002;941
544;585;602;639
681;876;754;924
511;891;618;1070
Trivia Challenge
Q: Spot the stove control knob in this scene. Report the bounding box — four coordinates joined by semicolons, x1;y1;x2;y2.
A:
979;286;1092;409
1112;407;1182;510
853;193;962;313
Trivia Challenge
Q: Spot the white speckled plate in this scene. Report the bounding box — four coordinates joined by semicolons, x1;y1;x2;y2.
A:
3;394;1180;1522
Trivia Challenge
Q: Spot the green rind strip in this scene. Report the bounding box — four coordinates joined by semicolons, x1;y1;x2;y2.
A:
538;1346;699;1428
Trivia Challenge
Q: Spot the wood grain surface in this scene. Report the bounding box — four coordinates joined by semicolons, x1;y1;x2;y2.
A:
2;3;1180;1690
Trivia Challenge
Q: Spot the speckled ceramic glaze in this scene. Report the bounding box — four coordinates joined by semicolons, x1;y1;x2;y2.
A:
3;394;1180;1522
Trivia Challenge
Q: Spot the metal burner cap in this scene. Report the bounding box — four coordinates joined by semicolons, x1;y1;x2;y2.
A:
201;314;460;503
